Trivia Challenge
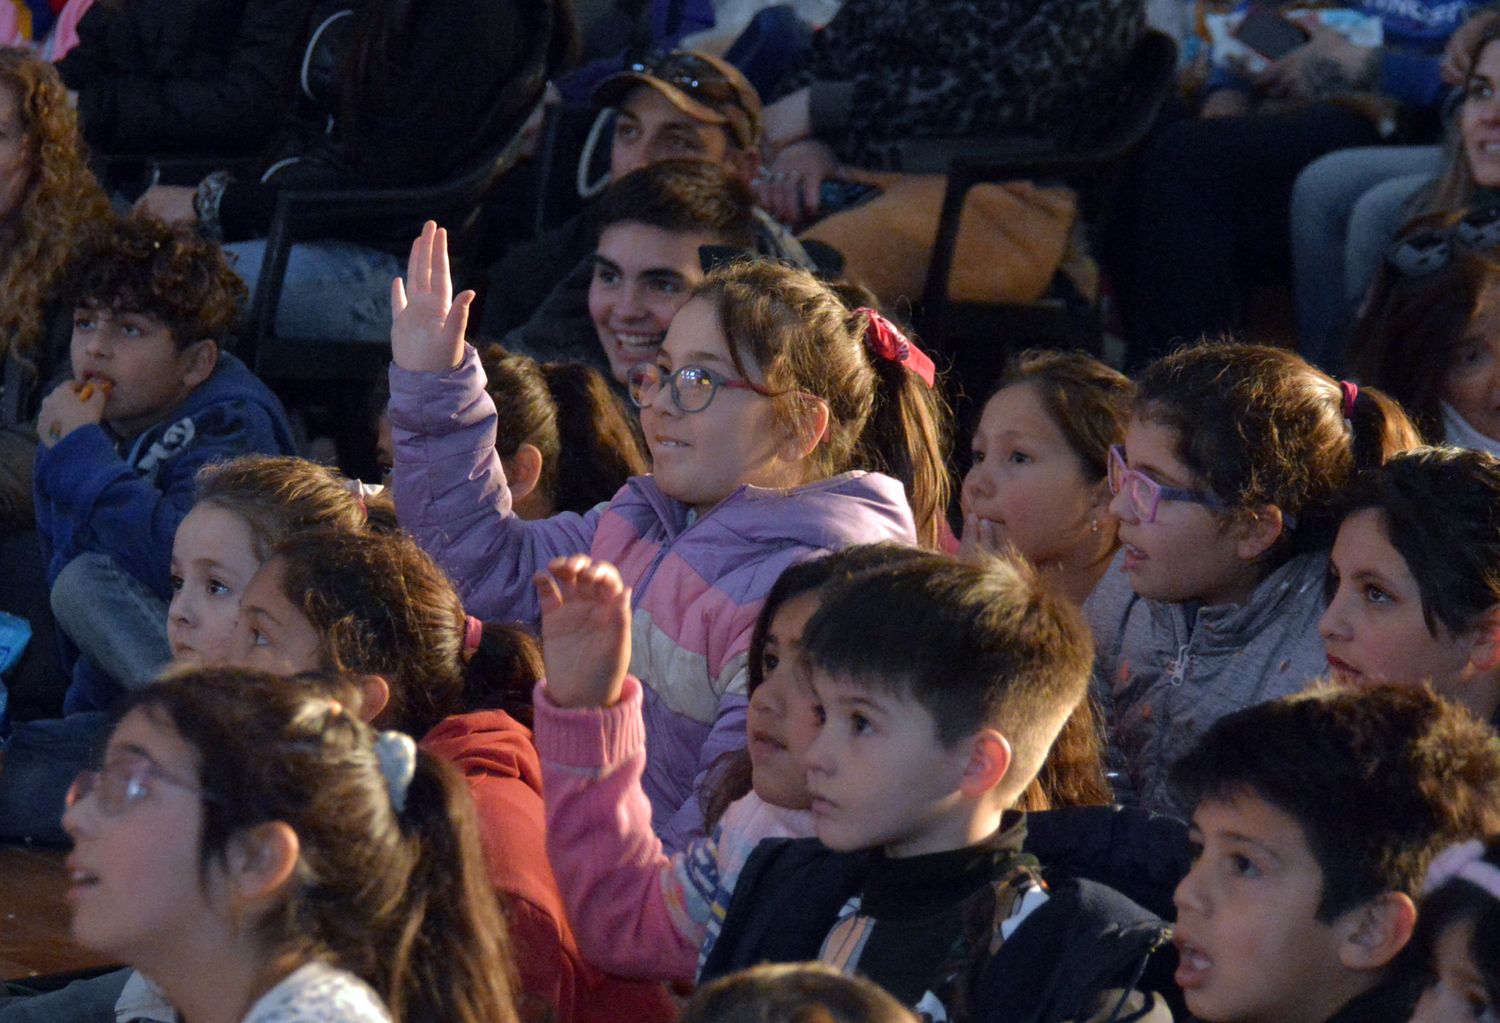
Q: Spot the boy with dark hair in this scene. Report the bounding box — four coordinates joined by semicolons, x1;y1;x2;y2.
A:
1170;684;1500;1023
502;158;758;384
34;212;296;712
697;554;1173;1021
482;48;812;339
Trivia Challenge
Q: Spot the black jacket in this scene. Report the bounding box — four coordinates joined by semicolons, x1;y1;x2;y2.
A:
57;0;312;156
702;815;1174;1023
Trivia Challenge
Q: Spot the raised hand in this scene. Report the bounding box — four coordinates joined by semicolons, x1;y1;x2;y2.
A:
534;555;632;709
390;220;473;373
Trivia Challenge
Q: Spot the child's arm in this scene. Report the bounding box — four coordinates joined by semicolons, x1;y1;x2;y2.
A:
531;556;715;983
388;223;600;623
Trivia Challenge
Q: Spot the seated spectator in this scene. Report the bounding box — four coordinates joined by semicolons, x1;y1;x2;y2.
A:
1407;836;1500;1023
63;668;522;1023
1322;447;1500;728
502;158;757;385
1170;685;1500;1023
0;46;109;719
225;528;678;1023
1120;0;1480;370
482;48;810;338
753;1;1143;308
0;213;296;844
135;0;569;342
695;553;1173;1018
1295;10;1500;371
56;0;313;159
1348;216;1500;451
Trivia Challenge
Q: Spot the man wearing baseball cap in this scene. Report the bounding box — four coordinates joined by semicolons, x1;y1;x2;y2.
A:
482;48;805;339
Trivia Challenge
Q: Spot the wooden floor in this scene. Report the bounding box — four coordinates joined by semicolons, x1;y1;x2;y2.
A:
0;843;115;981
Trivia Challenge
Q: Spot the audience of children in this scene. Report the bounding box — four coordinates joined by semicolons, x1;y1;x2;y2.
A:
388;223;946;850
62;668;521;1023
1170;684;1500;1023
1321;446;1500;727
960;349;1135;605
10;8;1500;1017
1349;219;1500;453
1085;340;1419;814
1409;836;1500;1023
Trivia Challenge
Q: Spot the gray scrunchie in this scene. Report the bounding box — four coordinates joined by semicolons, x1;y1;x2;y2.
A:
373;730;418;814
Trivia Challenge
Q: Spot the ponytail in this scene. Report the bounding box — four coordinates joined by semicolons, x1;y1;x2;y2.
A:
1346;383;1422;472
463;621;545;728
698;262;954;549
857;344;951;549
540;360;648;513
387;751;522;1023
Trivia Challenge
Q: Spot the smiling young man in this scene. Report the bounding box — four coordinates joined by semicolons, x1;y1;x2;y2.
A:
501;159;756;386
482;49;812;341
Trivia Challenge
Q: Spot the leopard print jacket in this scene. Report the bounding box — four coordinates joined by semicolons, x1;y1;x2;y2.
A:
779;0;1146;169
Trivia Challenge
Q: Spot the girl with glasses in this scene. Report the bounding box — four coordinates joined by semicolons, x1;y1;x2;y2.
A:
60;669;520;1023
1084;341;1418;815
386;222;948;853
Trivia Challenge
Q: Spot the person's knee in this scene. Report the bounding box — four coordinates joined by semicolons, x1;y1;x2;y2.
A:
49;553;123;641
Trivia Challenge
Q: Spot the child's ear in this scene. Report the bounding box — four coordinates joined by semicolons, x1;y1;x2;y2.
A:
1336;891;1417;972
958;728;1012;799
226;820;300;908
503;443;545;501
179;339;219;389
1233;504;1285;562
356;674;391;724
777;396;831;464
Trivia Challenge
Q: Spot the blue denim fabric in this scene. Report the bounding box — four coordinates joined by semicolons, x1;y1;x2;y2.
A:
224;239;402;343
0;711;110;844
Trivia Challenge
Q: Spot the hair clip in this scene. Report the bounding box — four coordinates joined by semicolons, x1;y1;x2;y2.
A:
1339;380;1358;422
373;731;417;814
1423;839;1500;902
856;308;936;388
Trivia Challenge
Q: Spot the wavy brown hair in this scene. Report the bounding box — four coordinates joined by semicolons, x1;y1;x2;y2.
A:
0;48;108;367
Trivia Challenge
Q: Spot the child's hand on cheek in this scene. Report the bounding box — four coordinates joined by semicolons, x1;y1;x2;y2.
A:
390;220;474;374
37;378;109;446
535;555;632;709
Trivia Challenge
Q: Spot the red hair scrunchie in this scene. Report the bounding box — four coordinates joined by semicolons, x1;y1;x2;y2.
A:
856;308;936;389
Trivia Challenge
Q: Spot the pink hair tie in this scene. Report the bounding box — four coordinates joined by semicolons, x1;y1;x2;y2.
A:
462;615;484;661
857;308;936;389
1423;839;1500;902
1339;380;1359;419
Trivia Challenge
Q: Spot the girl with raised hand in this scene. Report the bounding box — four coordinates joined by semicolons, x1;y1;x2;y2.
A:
1321;447;1500;728
532;544;936;986
61;668;519;1023
1085;341;1419;815
226;527;676;1023
387;221;948;850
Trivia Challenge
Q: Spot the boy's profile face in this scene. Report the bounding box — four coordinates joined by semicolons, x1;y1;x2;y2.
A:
1174;793;1369;1023
71;306;215;439
802;671;975;858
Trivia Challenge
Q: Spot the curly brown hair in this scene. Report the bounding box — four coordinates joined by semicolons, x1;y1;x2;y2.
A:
0;48;109;366
64;212;247;348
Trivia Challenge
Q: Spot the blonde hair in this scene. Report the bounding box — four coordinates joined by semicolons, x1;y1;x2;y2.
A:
0;48;109;367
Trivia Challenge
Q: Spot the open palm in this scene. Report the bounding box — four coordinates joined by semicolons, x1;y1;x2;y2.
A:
535;555;632;709
390;220;473;373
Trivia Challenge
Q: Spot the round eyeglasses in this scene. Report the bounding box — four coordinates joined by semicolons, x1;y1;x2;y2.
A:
1107;445;1227;524
66;750;212;816
628;363;762;413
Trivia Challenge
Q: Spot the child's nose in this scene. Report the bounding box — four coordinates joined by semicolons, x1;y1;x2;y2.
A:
1173;860;1209;917
1107;486;1136;523
1316;598;1344;643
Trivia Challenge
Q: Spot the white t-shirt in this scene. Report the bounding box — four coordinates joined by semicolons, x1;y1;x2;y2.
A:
113;962;391;1023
